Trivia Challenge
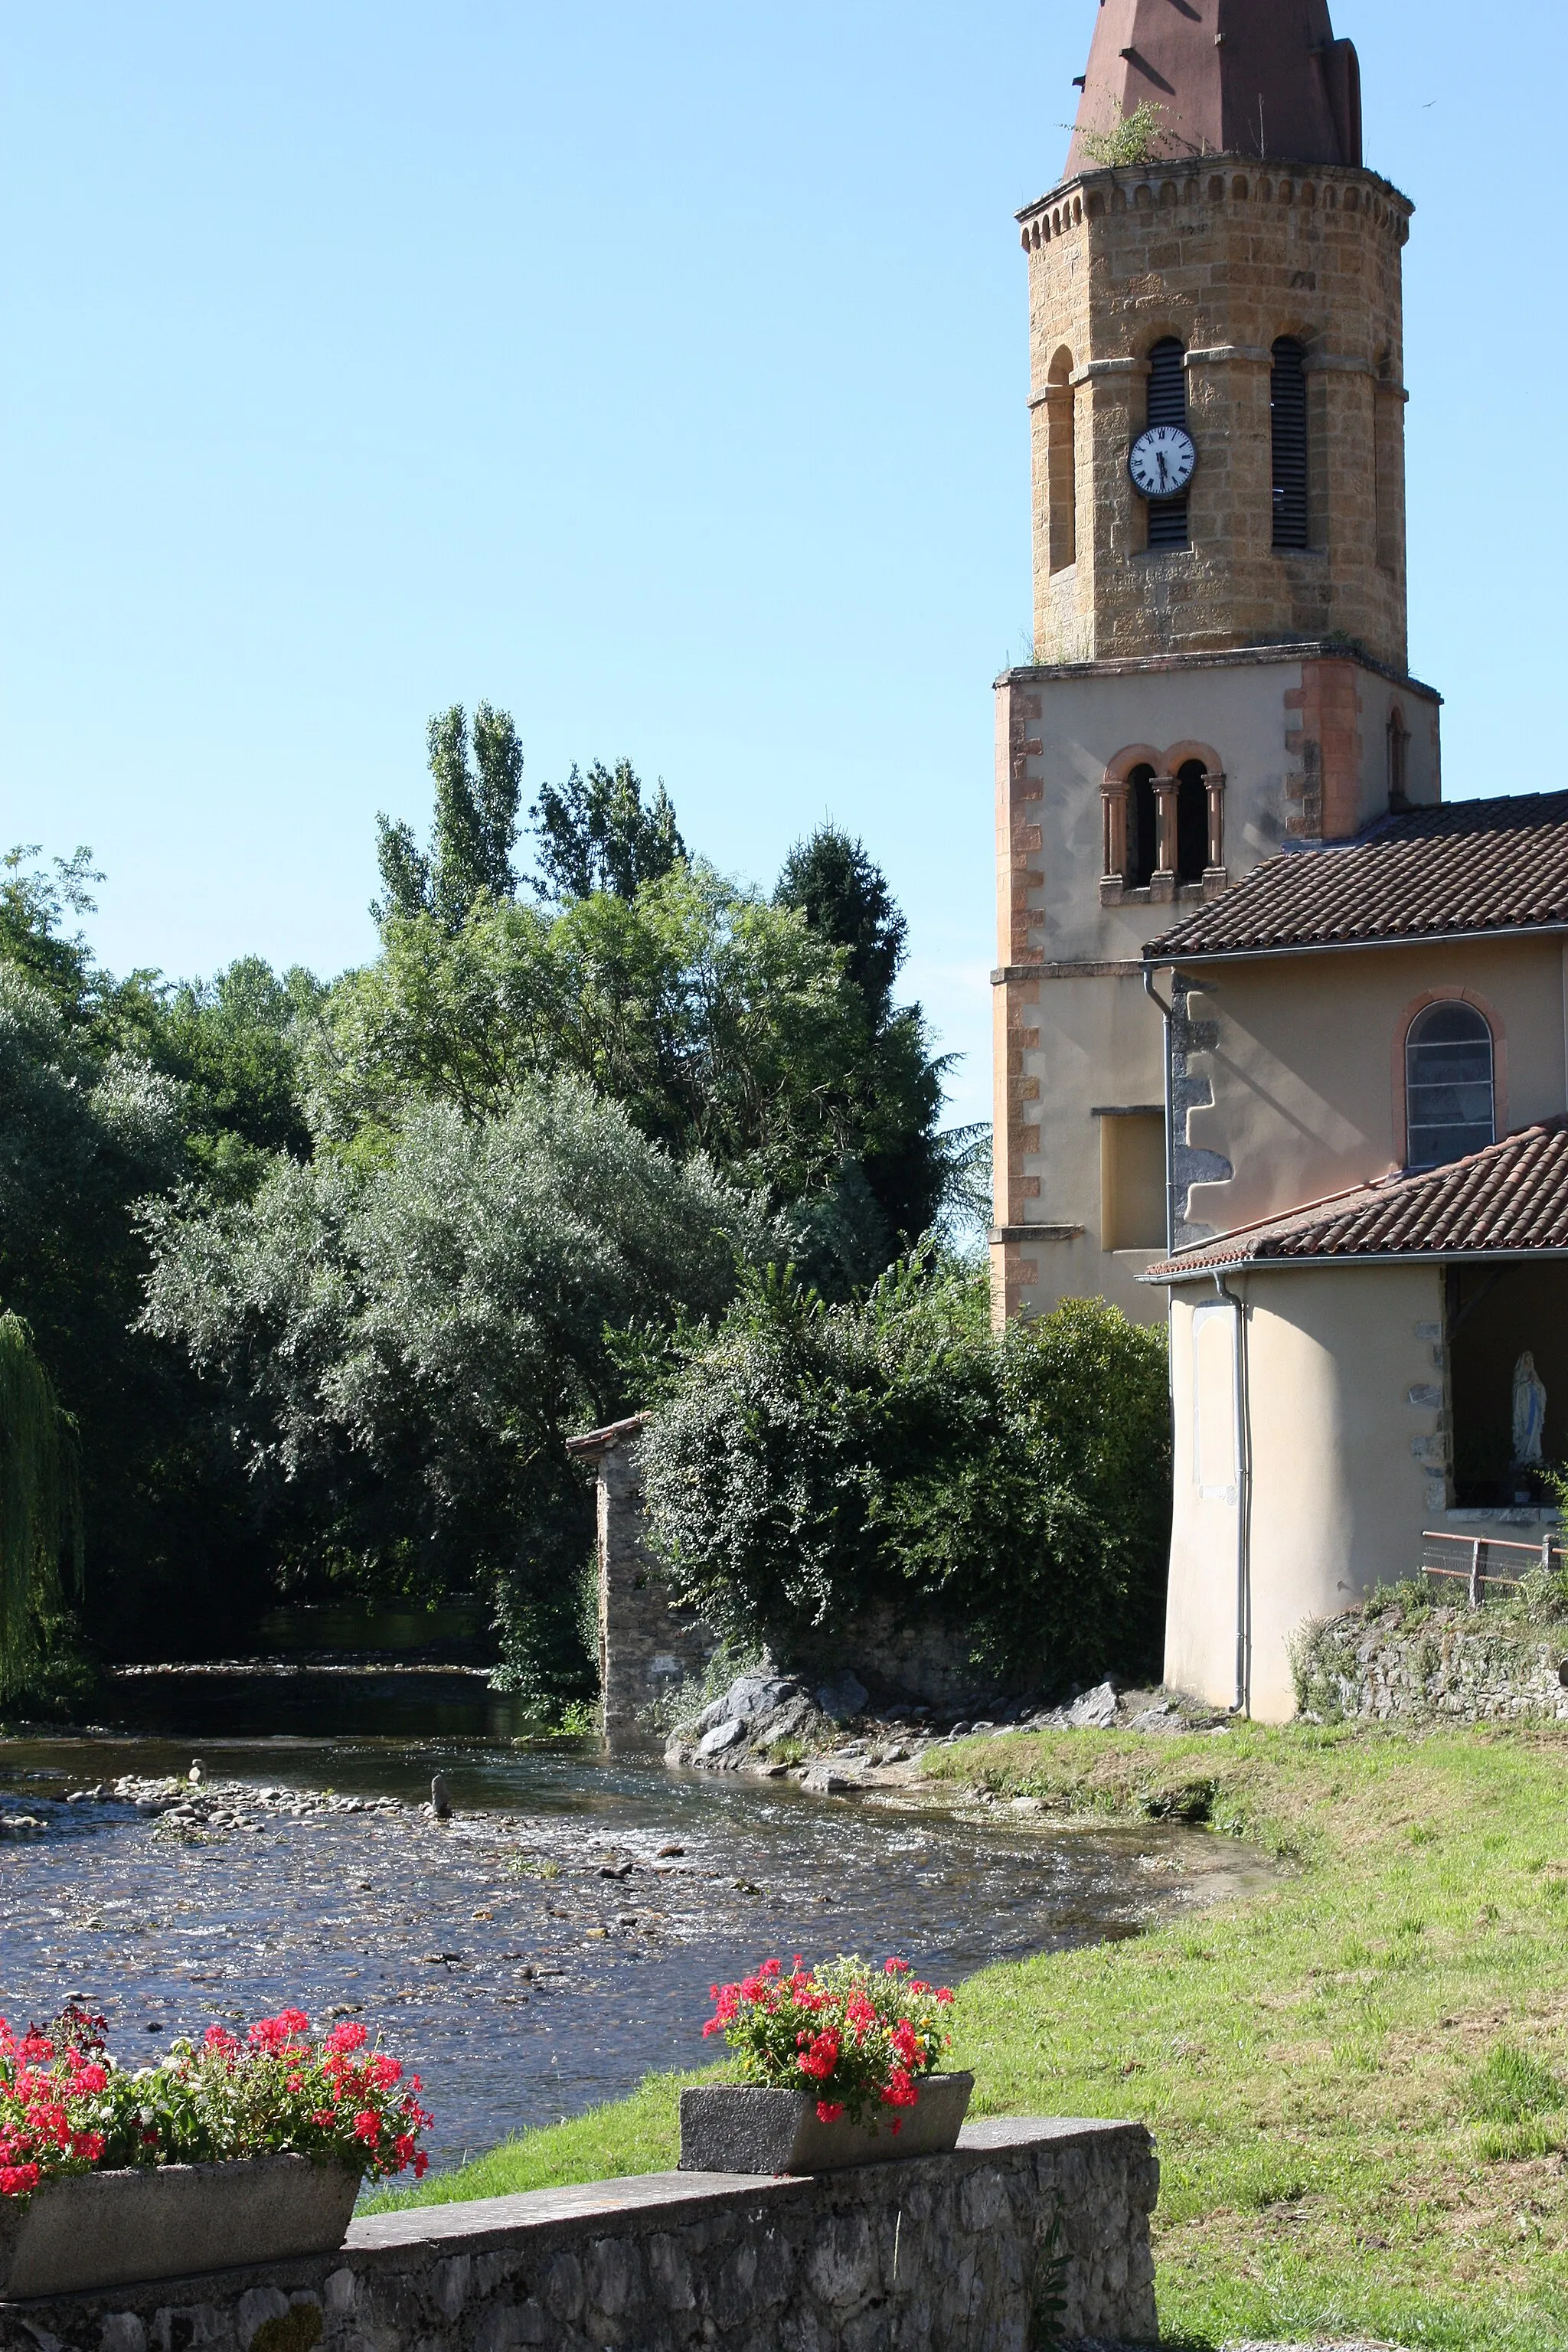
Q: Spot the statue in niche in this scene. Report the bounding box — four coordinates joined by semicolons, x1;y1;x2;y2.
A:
1511;1351;1547;1468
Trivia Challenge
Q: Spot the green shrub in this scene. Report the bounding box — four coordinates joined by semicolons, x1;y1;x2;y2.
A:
637;1253;1171;1691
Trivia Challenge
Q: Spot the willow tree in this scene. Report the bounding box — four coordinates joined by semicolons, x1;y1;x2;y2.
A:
0;1312;83;1697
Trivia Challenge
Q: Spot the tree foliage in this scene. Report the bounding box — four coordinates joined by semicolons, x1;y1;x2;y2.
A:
142;1077;775;1694
530;760;685;903
0;1312;83;1699
638;1256;1172;1691
311;860;939;1296
0;714;965;1681
1;844;104;1027
374;704;523;929
0;859;322;1656
774;827;948;1256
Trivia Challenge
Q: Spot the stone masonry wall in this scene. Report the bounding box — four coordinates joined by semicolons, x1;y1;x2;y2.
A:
1297;1604;1568;1726
1021;159;1411;674
595;1453;1002;1716
595;1439;717;1736
0;2120;1159;2352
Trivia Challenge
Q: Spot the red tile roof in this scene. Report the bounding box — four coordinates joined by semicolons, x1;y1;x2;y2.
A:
1143;1120;1568;1282
1144;792;1568;962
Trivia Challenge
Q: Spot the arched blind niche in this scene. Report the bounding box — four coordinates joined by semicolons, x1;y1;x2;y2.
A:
1405;1002;1494;1169
1271;338;1309;549
1145;338;1188;550
1046;346;1076;575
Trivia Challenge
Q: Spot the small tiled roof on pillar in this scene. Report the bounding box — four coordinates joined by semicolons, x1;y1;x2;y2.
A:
1143;792;1568;962
564;1413;648;1460
1064;0;1362;181
1142;1121;1568;1282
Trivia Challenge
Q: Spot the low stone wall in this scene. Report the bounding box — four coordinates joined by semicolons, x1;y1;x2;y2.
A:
1296;1602;1568;1725
0;2119;1157;2352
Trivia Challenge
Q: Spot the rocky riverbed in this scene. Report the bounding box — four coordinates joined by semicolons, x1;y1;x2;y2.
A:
665;1668;1225;1782
0;1730;1267;2176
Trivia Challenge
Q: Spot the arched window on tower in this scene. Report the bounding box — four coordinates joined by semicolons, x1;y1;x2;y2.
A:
1271;337;1309;549
1126;763;1158;889
1405;1002;1494;1170
1175;759;1210;882
1145;338;1189;550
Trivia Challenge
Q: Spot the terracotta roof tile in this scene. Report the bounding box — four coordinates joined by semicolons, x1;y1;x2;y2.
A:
1145;792;1568;961
1143;1120;1568;1281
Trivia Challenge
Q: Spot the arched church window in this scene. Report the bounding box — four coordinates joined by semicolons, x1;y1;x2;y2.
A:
1405;1002;1494;1170
1145;338;1189;550
1271;338;1309;549
1126;763;1158;889
1176;760;1210;881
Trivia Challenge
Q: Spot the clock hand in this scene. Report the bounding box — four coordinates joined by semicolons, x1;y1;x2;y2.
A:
1156;452;1168;489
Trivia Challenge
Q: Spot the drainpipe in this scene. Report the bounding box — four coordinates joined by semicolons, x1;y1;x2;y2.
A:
1213;1269;1252;1717
1142;964;1176;1256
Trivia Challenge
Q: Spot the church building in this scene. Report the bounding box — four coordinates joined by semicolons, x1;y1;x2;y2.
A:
990;0;1568;1718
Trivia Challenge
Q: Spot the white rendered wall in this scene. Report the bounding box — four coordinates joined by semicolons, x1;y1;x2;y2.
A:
1165;1264;1445;1721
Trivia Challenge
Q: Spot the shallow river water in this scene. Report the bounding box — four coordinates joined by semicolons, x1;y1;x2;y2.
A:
0;1733;1266;2176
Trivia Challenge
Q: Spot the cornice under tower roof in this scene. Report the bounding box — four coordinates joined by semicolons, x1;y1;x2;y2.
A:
1064;0;1362;180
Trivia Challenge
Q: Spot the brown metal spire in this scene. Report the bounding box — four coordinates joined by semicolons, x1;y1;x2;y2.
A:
1063;0;1362;180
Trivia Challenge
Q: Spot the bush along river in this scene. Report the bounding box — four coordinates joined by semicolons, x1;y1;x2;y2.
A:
0;1730;1272;2179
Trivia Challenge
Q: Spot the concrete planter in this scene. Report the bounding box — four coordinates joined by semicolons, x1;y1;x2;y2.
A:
0;2154;361;2298
679;2070;973;2174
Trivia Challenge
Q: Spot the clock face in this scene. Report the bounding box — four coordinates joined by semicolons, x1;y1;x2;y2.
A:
1129;424;1197;499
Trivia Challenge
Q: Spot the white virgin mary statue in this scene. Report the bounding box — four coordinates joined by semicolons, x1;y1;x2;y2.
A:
1512;1351;1547;1467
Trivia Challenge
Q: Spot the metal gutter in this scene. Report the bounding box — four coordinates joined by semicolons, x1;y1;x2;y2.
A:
1142;1246;1568;1285
1213;1271;1252;1717
1142;967;1177;1259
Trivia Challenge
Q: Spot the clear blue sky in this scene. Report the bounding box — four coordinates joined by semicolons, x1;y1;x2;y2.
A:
3;2;1560;1128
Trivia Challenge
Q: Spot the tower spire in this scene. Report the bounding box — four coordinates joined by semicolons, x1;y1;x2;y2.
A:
1064;0;1361;181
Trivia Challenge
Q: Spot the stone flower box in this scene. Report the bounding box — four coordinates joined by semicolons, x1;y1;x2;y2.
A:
0;2154;360;2298
679;2069;973;2174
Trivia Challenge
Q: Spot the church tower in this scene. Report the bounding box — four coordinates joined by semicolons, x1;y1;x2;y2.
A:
991;0;1440;1325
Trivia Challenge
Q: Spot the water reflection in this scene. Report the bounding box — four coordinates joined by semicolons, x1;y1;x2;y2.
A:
0;1734;1267;2174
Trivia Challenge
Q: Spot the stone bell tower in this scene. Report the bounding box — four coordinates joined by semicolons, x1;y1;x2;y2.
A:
991;0;1442;1328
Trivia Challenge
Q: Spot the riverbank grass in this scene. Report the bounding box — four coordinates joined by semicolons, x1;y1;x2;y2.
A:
372;1723;1568;2350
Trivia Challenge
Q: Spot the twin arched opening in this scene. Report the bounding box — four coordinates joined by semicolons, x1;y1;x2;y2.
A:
1106;755;1220;893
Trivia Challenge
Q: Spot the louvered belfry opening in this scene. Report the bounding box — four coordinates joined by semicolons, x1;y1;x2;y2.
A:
1143;338;1188;550
1271;338;1309;549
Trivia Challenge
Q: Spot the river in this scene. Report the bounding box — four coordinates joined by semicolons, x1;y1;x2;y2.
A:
0;1730;1266;2177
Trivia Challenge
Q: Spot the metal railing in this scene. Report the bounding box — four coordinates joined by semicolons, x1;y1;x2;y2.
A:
1419;1527;1560;1609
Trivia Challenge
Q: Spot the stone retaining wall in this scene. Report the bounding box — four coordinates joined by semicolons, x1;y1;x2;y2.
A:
1295;1603;1568;1725
0;2119;1157;2352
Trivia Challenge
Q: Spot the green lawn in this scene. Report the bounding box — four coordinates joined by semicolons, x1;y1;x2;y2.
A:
371;1723;1568;2350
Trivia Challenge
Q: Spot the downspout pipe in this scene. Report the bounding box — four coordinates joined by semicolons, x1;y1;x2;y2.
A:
1213;1269;1252;1717
1142;963;1176;1256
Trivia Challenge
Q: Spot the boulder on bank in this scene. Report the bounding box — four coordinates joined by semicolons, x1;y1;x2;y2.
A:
666;1672;832;1772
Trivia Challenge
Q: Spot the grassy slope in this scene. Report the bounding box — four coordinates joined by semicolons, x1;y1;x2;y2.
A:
371;1723;1568;2351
